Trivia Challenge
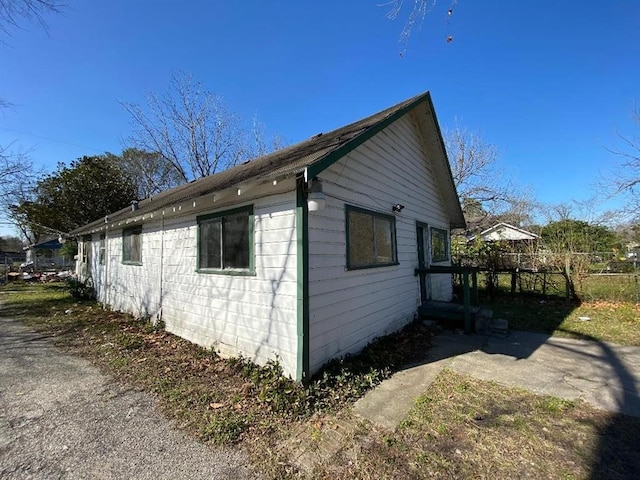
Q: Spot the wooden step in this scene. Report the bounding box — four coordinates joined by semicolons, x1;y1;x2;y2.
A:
418;301;494;334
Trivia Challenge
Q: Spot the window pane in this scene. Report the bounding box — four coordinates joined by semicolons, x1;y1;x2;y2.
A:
123;229;141;263
374;217;393;263
223;213;249;269
123;235;129;261
431;228;448;262
200;220;221;269
131;232;141;262
123;232;131;261
99;234;105;265
349;211;375;267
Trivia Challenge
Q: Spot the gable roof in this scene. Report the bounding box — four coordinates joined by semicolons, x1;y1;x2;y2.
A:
71;91;464;235
478;223;539;242
25;237;63;250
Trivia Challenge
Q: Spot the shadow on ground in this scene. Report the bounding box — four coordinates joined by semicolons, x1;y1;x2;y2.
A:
414;294;640;480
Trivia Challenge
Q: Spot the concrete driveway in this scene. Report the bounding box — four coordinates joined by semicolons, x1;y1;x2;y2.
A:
355;330;640;429
449;331;640;417
0;315;257;479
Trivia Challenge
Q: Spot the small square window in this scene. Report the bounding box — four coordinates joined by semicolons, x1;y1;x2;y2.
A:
197;206;254;274
346;205;397;269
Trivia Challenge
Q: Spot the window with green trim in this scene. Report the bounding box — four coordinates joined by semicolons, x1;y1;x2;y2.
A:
122;227;142;264
346;205;397;269
431;227;449;262
197;206;253;273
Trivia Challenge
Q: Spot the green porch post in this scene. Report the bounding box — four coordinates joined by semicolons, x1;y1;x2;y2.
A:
463;270;471;334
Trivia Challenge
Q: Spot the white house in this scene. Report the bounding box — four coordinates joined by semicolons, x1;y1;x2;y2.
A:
478;223;539;242
71;91;465;381
23;237;69;271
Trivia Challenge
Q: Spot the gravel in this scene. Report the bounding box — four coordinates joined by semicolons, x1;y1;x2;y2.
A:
0;315;258;479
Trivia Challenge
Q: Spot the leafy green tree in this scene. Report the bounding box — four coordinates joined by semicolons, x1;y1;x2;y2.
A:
539;219;622;299
540;220;621;255
0;235;23;251
12;154;138;236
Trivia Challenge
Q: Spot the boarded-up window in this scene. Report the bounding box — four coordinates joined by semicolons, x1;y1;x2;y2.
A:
346;205;397;269
122;227;142;264
198;206;253;273
431;227;449;262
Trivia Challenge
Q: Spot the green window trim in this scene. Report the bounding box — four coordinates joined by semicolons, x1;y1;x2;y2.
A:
196;205;255;275
345;204;398;270
431;227;449;262
122;226;142;265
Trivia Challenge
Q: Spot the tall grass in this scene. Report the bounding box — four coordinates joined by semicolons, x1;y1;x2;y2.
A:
464;272;639;303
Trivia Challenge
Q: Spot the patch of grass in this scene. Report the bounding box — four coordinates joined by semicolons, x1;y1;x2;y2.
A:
538;396;576;414
580;274;640;303
490;296;640;345
114;331;145;350
311;369;640;479
4;283;640;479
471;271;639;303
201;411;250;444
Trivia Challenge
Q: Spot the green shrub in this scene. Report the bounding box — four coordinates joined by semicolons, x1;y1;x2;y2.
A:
65;277;95;300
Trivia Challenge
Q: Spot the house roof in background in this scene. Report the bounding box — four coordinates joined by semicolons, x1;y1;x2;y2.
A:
72;91;464;235
479;223;539;242
27;237;63;250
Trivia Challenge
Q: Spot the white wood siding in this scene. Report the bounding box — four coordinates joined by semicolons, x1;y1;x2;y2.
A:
307;115;453;374
93;191;299;378
103;223;163;319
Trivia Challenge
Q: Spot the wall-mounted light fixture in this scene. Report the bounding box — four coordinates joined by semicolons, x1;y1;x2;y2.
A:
131;200;139;212
307;177;326;212
392;204;405;213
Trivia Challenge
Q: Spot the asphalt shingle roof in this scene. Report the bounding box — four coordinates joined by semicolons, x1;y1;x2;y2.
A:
72;91;463;234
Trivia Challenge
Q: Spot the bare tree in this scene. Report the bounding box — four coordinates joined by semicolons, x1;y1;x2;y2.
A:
121;72;282;193
0;0;66;38
608;106;640;220
444;122;523;230
111;148;183;199
384;0;459;51
0;144;36;240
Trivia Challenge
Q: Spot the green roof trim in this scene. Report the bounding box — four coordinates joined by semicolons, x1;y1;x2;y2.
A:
307;91;431;179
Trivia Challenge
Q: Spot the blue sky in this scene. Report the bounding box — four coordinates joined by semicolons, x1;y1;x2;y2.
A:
1;1;639;236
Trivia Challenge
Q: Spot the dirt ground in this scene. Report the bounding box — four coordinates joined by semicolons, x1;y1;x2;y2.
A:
0;315;258;480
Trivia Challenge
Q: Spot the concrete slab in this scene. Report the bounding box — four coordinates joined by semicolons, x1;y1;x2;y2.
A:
353;332;487;430
353;330;640;429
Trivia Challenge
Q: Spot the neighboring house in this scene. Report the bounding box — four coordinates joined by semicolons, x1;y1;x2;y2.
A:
70;91;465;381
478;223;539;243
23;237;69;270
473;222;540;270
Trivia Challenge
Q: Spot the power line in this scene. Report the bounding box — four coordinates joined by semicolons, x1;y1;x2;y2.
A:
0;126;105;153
